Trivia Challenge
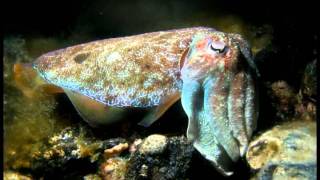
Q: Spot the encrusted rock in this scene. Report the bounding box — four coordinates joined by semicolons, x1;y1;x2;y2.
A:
126;135;194;180
251;163;317;180
3;171;32;180
83;174;102;180
268;81;297;120
104;142;129;158
129;139;143;153
301;60;316;98
246;121;316;179
266;63;317;123
139;134;168;155
295;60;317;122
99;157;128;180
31;125;127;177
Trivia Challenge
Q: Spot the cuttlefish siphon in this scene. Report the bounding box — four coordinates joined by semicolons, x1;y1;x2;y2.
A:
14;27;259;176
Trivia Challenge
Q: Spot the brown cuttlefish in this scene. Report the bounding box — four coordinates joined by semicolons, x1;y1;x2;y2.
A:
14;27;259;176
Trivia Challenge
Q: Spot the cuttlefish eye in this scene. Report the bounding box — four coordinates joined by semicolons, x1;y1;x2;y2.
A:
210;41;226;54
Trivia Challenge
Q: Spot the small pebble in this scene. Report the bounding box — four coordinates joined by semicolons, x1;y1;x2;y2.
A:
139;134;167;155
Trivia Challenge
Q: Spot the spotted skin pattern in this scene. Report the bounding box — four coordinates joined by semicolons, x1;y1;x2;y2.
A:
34;27;215;107
33;27;258;176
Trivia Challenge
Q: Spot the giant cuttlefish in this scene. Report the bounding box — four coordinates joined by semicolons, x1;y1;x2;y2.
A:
15;27;259;175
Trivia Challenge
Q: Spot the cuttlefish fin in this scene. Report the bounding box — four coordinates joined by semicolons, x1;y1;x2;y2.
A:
64;89;127;127
179;47;190;71
13;63;63;98
138;92;181;127
39;84;64;94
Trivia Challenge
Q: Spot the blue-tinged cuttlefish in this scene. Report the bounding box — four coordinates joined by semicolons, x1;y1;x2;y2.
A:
14;27;259;176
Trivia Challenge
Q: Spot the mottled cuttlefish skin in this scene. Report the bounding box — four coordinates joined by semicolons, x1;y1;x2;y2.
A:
33;27;259;176
34;27;215;107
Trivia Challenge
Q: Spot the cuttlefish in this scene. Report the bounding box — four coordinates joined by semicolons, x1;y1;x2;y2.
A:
14;27;259;176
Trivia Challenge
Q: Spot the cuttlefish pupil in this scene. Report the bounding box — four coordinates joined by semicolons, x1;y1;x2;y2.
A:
210;41;226;54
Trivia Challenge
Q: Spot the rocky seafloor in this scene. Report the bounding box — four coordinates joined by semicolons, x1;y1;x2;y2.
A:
3;10;317;179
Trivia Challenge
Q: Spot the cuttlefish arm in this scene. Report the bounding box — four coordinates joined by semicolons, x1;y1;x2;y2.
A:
180;32;258;175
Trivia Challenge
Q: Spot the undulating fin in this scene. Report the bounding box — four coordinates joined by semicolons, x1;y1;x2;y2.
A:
138;92;181;127
179;47;190;71
39;84;64;94
63;89;128;127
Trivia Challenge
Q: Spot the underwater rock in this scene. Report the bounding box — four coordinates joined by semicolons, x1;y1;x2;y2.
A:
300;60;316;99
3;171;32;180
294;60;317;122
139;134;168;155
104;142;129;158
99;157;128;180
246;121;316;179
295;95;316;122
267;60;317;122
126;135;194;180
31;125;127;176
267;81;297;120
252;163;317;180
83;174;102;180
28;128;193;179
129;139;143;153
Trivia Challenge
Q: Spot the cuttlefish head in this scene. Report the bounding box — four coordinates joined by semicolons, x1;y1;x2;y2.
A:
180;31;259;82
180;31;259;176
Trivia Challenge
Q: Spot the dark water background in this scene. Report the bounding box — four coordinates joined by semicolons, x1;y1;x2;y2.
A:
3;0;317;179
4;0;317;85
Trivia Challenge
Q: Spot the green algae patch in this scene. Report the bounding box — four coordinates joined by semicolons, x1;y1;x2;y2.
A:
3;37;73;170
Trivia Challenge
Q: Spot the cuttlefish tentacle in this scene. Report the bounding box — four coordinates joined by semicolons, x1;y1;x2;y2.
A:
228;71;249;156
181;79;202;141
203;75;240;162
181;76;235;175
244;72;257;138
